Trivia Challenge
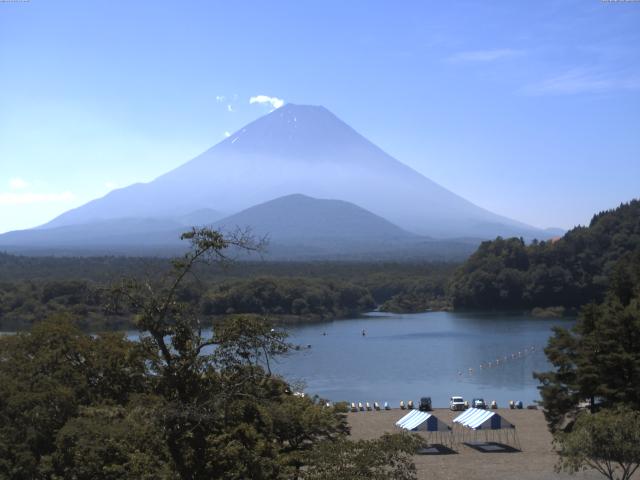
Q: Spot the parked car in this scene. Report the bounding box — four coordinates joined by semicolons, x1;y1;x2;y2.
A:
472;398;487;409
419;397;432;411
449;396;466;411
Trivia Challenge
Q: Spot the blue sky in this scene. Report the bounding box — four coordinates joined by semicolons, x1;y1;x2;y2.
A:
1;0;639;233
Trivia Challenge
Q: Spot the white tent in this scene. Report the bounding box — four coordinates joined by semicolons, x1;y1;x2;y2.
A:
452;408;520;448
395;410;452;446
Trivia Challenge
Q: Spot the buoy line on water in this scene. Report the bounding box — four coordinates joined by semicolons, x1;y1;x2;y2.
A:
456;344;542;378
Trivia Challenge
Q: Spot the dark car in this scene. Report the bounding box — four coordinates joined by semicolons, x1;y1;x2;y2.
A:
419;397;432;411
472;398;487;409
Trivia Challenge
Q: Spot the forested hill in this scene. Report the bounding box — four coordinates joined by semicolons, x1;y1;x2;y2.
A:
0;254;455;331
449;199;640;310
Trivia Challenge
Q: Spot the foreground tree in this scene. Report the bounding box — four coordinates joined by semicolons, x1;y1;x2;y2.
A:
301;433;423;480
0;315;149;479
109;228;353;479
0;228;423;479
535;251;640;431
45;401;173;480
555;408;640;480
536;251;640;480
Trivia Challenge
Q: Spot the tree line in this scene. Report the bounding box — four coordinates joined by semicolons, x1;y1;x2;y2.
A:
0;260;454;331
449;200;640;311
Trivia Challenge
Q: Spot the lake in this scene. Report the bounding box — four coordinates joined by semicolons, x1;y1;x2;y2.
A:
271;311;573;408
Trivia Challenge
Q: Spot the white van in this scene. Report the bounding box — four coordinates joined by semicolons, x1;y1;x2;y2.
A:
449;396;466;411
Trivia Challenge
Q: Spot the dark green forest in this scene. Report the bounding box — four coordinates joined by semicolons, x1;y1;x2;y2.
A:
449;200;640;310
0;255;454;331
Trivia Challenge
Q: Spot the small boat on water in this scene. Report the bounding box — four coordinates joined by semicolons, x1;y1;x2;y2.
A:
400;400;405;409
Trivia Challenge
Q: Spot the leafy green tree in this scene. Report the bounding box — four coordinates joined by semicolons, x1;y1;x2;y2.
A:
45;401;172;480
301;433;423;480
555;407;640;480
0;315;148;479
111;228;350;479
536;251;640;431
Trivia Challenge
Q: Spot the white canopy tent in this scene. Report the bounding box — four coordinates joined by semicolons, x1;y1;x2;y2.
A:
452;408;520;449
395;410;452;446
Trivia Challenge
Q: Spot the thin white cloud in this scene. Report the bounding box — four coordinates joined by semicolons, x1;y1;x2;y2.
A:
224;131;231;138
249;95;285;110
105;181;117;189
522;68;640;95
448;49;522;63
215;95;226;102
9;178;29;190
0;191;76;206
227;104;234;112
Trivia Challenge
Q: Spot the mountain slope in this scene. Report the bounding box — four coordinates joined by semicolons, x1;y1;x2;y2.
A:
210;194;478;260
39;104;550;239
0;210;223;255
213;194;414;243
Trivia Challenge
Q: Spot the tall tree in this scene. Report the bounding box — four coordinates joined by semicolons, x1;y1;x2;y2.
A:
110;228;351;479
535;250;640;431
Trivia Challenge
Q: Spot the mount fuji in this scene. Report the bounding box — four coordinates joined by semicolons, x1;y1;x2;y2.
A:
0;104;555;257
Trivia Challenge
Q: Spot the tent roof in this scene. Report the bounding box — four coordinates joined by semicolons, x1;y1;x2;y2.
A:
395;410;451;432
453;408;515;430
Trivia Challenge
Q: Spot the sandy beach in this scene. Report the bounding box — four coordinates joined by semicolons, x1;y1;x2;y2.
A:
347;408;612;480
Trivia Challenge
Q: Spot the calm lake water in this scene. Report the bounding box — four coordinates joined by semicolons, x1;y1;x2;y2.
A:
271;311;574;408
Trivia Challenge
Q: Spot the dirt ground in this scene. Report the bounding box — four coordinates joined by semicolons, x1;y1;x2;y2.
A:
347;408;617;480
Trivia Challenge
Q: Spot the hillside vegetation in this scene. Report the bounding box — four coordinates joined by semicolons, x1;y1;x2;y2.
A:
449;200;640;310
0;256;454;331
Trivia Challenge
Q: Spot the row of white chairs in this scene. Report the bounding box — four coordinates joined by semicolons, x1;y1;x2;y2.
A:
350;401;391;412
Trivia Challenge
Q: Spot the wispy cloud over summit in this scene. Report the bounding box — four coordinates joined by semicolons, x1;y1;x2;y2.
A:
250;95;284;110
